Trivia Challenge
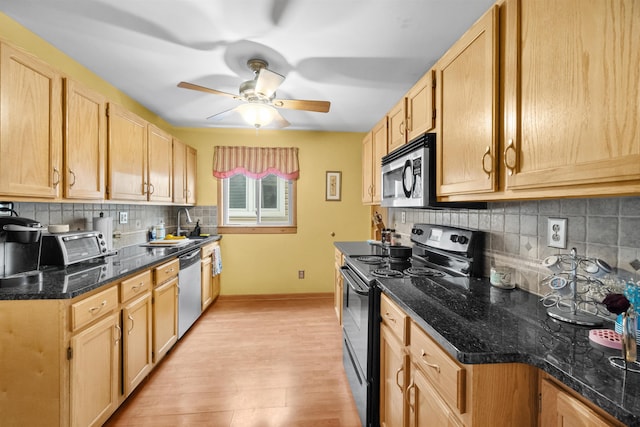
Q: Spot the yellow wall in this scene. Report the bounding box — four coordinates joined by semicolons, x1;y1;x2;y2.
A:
174;128;370;295
1;12;372;295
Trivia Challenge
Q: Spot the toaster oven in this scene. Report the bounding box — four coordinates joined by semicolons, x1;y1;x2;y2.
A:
40;231;109;266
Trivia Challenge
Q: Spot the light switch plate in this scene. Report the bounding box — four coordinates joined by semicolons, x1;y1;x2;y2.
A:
547;217;567;249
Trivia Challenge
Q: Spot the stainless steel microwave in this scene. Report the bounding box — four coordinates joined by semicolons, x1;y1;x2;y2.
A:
40;231;109;266
381;133;485;209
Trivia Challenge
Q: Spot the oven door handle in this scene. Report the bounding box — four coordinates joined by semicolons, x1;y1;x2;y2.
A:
340;267;370;296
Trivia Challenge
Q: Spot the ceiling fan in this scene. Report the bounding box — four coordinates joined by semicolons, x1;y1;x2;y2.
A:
177;58;331;129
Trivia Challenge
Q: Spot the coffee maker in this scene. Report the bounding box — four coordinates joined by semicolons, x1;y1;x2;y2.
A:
0;206;45;287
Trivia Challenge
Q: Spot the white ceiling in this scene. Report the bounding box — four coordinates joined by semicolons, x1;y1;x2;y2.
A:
0;0;496;132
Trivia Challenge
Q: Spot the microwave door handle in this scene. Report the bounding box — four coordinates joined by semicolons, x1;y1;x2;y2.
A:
402;160;413;198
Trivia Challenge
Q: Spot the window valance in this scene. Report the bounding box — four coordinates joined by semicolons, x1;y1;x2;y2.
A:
213;146;299;180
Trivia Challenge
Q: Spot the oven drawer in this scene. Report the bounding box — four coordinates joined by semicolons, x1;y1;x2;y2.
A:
380;293;408;345
409;321;466;414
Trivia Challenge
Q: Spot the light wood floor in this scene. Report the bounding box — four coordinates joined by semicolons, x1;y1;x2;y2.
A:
104;294;362;427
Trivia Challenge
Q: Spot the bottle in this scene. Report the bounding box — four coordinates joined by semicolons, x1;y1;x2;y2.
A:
192;219;201;237
149;226;157;241
156;220;166;240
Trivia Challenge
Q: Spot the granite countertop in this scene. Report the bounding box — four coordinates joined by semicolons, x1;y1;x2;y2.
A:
335;241;640;426
0;236;221;301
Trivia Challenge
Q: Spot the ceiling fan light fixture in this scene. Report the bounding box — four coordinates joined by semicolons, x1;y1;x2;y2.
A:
237;103;277;128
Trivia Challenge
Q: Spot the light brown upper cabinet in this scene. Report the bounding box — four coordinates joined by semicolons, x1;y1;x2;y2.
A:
172;138;187;204
387;98;407;153
406;69;436;142
0;43;62;199
108;104;178;202
147;124;173;203
107;103;148;201
436;6;499;197
186;145;197;205
64;79;106;200
501;0;640;195
362;117;388;204
172;138;197;205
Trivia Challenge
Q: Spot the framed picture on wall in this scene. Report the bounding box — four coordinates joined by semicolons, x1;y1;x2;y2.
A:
326;171;342;201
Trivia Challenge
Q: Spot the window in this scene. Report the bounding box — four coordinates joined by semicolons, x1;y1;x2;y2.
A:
214;146;298;234
224;174;292;225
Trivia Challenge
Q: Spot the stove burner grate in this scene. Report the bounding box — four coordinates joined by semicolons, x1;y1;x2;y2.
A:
356;256;386;264
372;269;404;278
404;267;445;278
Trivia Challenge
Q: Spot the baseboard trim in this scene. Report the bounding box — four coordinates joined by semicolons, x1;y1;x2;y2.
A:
218;292;333;302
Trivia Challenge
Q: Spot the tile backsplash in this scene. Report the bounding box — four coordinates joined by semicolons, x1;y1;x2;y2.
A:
389;196;640;296
10;202;217;249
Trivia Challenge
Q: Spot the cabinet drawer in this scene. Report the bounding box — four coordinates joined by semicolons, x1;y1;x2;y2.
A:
154;258;179;285
380;293;408;345
71;285;119;331
334;248;343;267
120;270;152;303
410;321;466;414
201;243;215;259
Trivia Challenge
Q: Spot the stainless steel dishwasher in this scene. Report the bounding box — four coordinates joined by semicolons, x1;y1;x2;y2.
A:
178;248;202;339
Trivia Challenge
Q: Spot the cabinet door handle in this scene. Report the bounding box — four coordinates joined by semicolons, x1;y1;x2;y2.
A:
131;282;144;292
127;314;135;334
148;182;155;195
383;312;396;323
52;167;60;188
88;300;107;315
504;139;517;176
68;169;77;188
405;379;416;412
481;146;493;179
420;349;441;373
395;366;404;391
114;323;121;345
399;120;405;135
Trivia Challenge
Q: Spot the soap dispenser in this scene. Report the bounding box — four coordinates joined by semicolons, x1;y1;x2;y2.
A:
192;219;201;237
156;220;166;240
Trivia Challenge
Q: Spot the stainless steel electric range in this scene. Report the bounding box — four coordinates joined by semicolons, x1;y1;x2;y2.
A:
340;224;483;426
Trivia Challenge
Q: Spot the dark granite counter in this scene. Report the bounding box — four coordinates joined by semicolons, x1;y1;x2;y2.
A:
0;236;221;300
336;241;640;426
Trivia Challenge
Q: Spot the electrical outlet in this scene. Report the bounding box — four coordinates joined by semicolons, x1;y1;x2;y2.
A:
298;270;305;279
119;212;128;224
401;211;406;224
547;218;567;249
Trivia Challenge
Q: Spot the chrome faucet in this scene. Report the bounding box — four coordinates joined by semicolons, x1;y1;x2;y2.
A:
176;207;193;236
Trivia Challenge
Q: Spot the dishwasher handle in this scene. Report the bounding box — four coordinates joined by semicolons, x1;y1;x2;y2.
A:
179;249;201;269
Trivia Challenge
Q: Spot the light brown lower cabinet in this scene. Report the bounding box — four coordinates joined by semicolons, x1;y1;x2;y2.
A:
540;376;625;427
0;259;187;426
201;241;221;311
152;258;179;363
70;311;120;427
380;293;539;427
408;364;463;427
122;291;153;397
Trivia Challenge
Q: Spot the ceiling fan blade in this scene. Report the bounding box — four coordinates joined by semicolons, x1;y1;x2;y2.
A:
272;98;330;113
206;107;239;121
178;81;238;99
272;109;291;129
255;68;285;98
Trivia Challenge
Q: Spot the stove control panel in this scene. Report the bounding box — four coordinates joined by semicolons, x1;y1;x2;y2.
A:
411;224;479;255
